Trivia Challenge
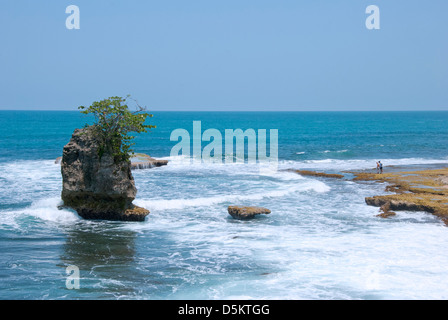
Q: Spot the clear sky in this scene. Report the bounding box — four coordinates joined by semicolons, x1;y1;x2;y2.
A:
0;0;447;111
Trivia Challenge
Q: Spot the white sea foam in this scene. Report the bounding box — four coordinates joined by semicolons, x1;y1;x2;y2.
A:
0;197;79;226
26;197;80;223
0;160;62;205
279;157;448;171
130;182;448;299
2;156;448;299
321;149;348;153
150;154;448;172
135;179;329;212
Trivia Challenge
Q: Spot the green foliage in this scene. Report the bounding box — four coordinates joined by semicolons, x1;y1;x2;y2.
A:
79;95;155;161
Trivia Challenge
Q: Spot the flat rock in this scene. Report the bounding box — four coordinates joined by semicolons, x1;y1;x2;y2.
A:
228;206;271;220
130;153;168;170
292;169;344;179
56;152;168;170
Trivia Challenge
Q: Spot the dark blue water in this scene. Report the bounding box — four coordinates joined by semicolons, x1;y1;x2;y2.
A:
1;111;448;162
1;111;448;300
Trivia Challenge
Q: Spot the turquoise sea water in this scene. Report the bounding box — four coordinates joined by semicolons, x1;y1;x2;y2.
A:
1;111;448;299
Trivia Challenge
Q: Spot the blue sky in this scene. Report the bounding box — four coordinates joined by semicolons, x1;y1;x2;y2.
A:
0;0;447;111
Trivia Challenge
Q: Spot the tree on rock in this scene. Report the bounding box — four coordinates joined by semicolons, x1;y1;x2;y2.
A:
79;95;155;161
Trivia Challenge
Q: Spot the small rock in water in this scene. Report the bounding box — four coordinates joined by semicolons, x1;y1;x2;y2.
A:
227;206;271;220
130;153;168;170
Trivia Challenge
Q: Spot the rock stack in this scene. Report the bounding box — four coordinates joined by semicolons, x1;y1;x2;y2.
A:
60;127;149;221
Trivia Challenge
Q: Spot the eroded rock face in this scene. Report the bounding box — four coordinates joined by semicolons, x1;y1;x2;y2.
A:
61;127;149;221
228;206;271;220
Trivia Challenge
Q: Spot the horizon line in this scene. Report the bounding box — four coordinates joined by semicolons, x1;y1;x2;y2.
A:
1;109;448;112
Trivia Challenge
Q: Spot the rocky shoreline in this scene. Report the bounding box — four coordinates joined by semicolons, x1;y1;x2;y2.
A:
351;168;448;224
294;165;448;225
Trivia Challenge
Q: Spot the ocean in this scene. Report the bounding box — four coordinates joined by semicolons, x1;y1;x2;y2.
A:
1;110;448;299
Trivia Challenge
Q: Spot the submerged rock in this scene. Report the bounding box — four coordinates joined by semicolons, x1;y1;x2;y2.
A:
61;127;149;221
56;152;167;170
130;153;168;170
228;206;271;220
291;170;344;179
